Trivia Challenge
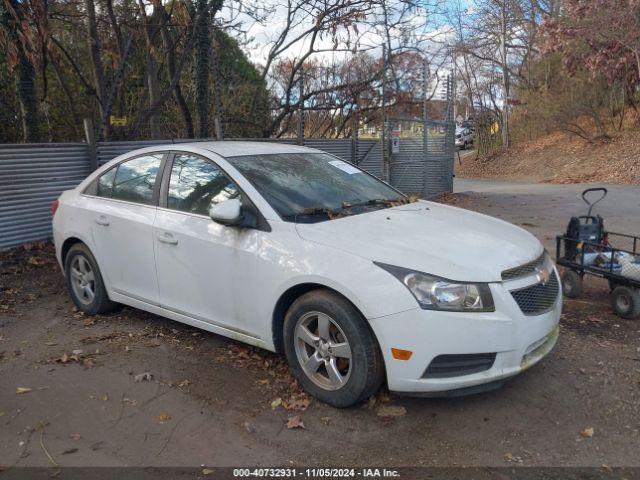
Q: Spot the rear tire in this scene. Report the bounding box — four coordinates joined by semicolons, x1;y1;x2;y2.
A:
283;290;385;408
611;286;640;320
64;243;119;315
561;269;583;298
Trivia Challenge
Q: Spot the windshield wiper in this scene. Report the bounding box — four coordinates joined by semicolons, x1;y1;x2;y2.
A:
282;206;339;221
341;197;409;209
284;197;414;223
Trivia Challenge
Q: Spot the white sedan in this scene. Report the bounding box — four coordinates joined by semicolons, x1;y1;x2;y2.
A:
52;142;561;407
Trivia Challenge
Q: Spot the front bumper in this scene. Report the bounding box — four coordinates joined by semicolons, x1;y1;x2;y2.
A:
369;272;562;393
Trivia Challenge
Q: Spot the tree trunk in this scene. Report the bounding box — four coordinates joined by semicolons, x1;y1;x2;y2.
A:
16;40;40;142
195;0;210;138
147;55;162;139
3;0;40;142
159;11;194;138
84;0;110;140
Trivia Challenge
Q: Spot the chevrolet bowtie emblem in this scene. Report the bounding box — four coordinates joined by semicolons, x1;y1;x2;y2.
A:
536;267;551;286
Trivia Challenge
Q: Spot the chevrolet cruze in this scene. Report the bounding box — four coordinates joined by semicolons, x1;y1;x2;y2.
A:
52;142;561;407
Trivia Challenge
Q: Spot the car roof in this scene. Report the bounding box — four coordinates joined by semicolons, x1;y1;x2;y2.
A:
177;141;319;158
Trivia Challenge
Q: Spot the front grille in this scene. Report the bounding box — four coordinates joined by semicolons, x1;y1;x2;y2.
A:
510;272;560;315
502;253;546;280
423;353;497;378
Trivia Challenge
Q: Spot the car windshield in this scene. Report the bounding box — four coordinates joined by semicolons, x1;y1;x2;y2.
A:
226;152;410;223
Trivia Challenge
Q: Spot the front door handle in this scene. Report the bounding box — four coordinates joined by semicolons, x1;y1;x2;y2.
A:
95;215;110;226
157;232;178;245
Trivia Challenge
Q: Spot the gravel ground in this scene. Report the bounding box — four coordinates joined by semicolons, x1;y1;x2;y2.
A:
1;181;639;469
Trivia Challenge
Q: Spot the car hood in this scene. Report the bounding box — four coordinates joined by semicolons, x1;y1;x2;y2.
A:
295;200;543;282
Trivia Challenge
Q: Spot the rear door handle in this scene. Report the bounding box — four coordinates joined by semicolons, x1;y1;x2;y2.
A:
157;232;178;245
95;215;110;226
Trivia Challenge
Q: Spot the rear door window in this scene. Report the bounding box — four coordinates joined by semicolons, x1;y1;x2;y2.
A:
110;154;163;205
96;167;117;198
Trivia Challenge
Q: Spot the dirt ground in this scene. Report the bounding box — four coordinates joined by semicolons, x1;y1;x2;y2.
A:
1;183;639;469
455;130;640;184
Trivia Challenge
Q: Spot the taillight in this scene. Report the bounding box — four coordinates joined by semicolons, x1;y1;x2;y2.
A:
51;199;60;216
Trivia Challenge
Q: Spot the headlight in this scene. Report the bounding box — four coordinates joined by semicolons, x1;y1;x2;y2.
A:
375;262;495;312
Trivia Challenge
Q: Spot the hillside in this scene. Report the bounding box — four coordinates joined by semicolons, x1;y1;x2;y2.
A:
456;130;640;184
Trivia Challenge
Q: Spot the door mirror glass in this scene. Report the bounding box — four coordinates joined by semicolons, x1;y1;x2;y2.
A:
209;198;243;226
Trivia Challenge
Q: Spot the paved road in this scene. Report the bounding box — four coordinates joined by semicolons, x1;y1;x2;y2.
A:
454;178;640;252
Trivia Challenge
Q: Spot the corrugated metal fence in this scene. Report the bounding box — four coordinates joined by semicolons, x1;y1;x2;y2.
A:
0;143;91;248
0;137;447;249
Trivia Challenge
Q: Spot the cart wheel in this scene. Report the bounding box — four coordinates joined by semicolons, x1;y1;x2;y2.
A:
611;286;640;320
561;270;583;298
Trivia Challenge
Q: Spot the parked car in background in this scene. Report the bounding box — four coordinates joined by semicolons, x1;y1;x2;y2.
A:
455;127;474;149
52;142;561;407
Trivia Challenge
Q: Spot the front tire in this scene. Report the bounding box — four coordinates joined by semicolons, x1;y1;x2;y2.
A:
64;243;118;315
283;290;384;408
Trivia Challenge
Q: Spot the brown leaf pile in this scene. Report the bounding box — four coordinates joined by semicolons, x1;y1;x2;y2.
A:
215;344;312;411
457;129;640;184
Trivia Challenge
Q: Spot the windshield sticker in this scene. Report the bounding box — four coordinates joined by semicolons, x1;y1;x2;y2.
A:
328;160;361;174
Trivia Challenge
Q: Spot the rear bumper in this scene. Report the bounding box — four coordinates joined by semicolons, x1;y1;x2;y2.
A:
368;274;561;394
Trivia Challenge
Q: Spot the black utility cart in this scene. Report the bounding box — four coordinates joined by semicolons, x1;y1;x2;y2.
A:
556;187;640;320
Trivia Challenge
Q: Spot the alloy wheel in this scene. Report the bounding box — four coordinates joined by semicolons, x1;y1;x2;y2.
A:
70;254;96;305
294;311;352;391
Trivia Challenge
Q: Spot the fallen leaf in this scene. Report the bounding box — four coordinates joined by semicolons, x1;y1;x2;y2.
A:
376;405;406;417
134;372;152;383
72;349;83;355
202;468;214;475
270;397;282;409
101;394;109;402
16;387;31;394
285;397;311;411
286;415;305;429
581;427;594;438
158;413;171;423
243;421;256;433
27;256;45;266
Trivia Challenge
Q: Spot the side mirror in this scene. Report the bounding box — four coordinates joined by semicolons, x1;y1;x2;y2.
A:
209;198;243;226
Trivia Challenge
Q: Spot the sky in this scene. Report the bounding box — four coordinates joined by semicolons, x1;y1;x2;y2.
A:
219;1;458;66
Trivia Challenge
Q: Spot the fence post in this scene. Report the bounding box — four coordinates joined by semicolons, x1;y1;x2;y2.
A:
422;59;430;198
351;99;358;164
84;118;98;171
381;45;389;181
212;36;224;140
297;67;305;145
